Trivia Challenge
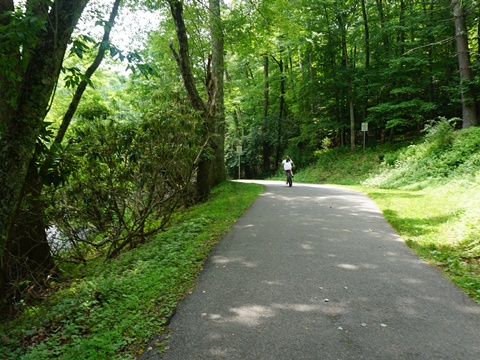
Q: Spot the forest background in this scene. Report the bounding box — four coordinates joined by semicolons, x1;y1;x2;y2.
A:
1;0;480;358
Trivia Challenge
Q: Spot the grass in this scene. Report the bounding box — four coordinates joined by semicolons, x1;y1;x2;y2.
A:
0;181;264;359
293;121;480;303
357;182;480;302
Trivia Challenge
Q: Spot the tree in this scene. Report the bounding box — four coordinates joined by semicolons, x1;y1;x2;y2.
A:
167;0;225;199
0;0;132;304
451;0;478;128
0;0;92;290
209;0;226;186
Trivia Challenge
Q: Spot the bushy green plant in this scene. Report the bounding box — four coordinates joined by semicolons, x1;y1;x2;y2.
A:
363;119;480;189
46;109;203;260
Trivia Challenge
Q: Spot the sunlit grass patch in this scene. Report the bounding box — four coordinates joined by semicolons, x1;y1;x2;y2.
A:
357;181;480;303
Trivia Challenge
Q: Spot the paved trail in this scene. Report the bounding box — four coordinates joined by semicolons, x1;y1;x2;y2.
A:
143;181;480;359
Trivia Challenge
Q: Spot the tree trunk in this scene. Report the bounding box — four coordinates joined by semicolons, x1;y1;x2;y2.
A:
169;0;209;199
168;0;225;199
350;99;355;151
56;0;121;145
361;0;370;69
262;55;271;173
279;60;285;165
361;0;370;124
375;0;389;47
3;163;54;302
1;0;121;303
272;56;285;167
451;0;478;128
339;13;355;151
168;1;207;115
209;0;226;186
0;0;90;288
399;0;406;55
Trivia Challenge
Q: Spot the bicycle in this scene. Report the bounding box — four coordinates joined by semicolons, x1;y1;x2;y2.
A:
286;170;293;187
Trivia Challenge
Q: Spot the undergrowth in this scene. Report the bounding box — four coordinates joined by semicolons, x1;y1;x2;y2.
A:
363;119;480;189
0;182;264;359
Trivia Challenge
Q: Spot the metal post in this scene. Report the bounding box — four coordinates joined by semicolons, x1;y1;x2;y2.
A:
236;145;242;179
361;122;368;150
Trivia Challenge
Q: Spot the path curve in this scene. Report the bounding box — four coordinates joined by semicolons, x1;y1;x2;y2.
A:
145;181;480;359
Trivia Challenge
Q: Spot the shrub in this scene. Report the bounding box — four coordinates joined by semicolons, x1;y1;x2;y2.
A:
46;110;203;261
363;119;480;189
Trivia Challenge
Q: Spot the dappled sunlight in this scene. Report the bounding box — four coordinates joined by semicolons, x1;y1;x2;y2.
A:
161;181;480;359
236;224;255;229
205;332;222;340
337;263;359;270
209;305;275;326
206;301;347;327
272;303;334;313
208;347;229;357
334;263;380;270
300;242;314;250
260;280;283;286
383;251;400;256
212;255;258;268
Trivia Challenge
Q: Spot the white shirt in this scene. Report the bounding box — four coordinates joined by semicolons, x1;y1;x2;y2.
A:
282;159;293;171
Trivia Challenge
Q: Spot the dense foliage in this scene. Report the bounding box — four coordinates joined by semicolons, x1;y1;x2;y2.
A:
298;118;480;189
46;108;202;261
221;0;479;175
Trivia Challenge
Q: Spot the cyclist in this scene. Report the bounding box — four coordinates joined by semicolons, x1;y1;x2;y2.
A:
281;155;294;184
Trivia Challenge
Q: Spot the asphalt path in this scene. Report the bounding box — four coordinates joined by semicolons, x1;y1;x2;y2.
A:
145;181;480;359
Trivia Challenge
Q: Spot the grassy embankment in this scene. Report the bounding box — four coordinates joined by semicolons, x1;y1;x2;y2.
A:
0;182;264;359
295;121;480;304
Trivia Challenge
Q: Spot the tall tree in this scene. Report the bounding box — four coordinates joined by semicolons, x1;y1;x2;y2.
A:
263;54;271;172
209;0;226;186
0;0;91;288
451;0;477;128
168;0;225;199
1;0;122;302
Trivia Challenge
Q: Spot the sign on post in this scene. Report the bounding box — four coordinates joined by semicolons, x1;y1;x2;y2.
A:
236;146;242;179
361;123;368;150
